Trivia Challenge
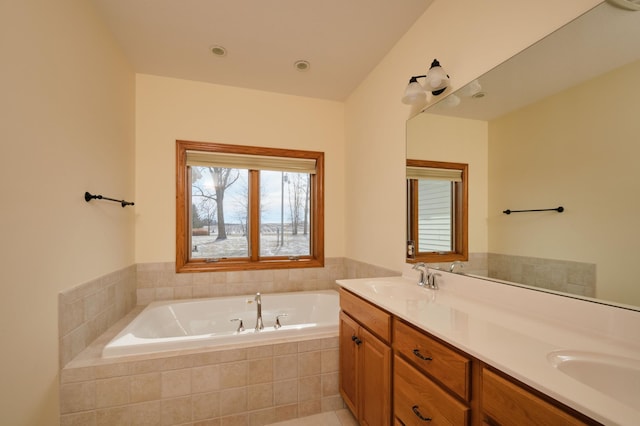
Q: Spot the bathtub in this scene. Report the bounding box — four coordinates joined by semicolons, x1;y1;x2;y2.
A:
103;290;339;358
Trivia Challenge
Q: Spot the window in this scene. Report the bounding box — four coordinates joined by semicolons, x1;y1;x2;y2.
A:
407;159;468;263
176;141;324;272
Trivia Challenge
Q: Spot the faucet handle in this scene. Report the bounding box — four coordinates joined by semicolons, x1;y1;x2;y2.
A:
230;318;245;333
274;314;288;329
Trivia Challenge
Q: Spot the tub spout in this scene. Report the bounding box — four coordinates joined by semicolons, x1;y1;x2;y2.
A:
255;293;264;332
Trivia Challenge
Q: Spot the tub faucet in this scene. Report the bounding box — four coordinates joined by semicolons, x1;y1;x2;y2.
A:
254;293;264;332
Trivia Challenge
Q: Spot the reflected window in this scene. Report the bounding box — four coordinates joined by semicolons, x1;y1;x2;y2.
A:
407;159;468;263
176;141;324;272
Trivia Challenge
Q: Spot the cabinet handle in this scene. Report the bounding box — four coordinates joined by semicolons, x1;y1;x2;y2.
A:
351;335;362;345
412;405;432;422
413;349;433;361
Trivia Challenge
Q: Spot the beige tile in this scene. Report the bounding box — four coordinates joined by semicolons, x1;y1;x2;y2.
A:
193;364;221;393
96;376;130;408
60;366;95;384
161;368;192;398
195;419;222;426
130;372;161;403
96;406;129;426
249;407;276;426
273;342;297;356
219;387;247;416
297;401;322;420
129;400;161;425
274;404;297;422
321;372;339;397
247;344;273;359
60;381;96;414
248;358;273;384
321;396;345;412
220;414;249;426
298;351;321;377
220;361;248;388
161;396;192;426
273;379;298;406
94;361;130;379
321;349;339;373
192;391;220;420
60;410;97;426
298;376;321;401
297;339;322;353
274;355;297;381
247;383;274;410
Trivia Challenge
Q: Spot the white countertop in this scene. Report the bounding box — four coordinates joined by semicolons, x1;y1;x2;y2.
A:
336;270;640;426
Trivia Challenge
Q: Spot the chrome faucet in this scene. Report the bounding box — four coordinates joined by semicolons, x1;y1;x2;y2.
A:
412;262;438;290
412;262;427;286
449;261;464;274
254;293;264;332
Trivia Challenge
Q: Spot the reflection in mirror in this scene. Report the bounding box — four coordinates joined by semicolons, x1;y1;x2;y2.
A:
406;3;640;310
406;159;468;263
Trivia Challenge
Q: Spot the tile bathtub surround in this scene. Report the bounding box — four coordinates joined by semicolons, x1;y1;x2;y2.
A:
58;265;137;368
136;257;398;304
60;335;343;426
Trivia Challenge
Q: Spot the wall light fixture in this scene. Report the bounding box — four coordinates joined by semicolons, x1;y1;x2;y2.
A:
401;59;450;105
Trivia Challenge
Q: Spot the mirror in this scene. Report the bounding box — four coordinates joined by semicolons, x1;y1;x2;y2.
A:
406;2;640;310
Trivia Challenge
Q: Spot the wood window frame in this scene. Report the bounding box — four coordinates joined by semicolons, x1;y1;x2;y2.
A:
176;140;324;273
407;159;468;263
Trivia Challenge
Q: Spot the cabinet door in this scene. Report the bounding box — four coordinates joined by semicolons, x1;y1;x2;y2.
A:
360;327;392;426
339;311;359;416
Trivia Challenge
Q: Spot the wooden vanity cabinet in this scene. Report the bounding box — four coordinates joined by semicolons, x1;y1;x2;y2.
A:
393;319;472;426
338;289;601;426
339;289;392;426
481;368;600;426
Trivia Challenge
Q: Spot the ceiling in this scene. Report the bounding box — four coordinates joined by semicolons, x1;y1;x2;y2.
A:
90;0;432;101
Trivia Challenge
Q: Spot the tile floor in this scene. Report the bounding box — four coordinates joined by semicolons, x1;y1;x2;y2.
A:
266;408;358;426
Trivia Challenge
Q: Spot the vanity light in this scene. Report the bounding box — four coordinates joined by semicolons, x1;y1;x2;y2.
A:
401;59;450;105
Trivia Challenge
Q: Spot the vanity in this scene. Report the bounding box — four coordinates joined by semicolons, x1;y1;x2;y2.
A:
337;271;640;425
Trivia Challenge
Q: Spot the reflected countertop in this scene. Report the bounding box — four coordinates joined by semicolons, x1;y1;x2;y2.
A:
336;271;640;426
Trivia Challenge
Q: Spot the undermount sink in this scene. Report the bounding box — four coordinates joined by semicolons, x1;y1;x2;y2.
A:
547;350;640;408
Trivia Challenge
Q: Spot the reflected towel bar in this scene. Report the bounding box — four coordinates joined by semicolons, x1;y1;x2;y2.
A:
503;206;563;215
84;191;134;208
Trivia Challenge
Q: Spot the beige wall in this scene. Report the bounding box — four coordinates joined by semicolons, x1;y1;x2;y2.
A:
488;59;640;306
343;0;601;272
0;1;135;425
407;114;489;253
135;75;346;263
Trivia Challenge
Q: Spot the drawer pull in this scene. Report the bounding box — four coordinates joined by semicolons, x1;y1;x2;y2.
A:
351;335;362;345
413;349;433;361
412;405;432;422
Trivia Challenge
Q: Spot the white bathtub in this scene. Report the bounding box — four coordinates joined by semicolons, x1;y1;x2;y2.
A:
103;290;339;358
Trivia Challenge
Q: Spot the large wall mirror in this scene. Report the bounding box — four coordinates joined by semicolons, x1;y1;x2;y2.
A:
406;2;640;310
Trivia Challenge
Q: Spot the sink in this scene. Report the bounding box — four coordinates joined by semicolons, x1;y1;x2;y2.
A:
370;282;403;298
547;350;640;408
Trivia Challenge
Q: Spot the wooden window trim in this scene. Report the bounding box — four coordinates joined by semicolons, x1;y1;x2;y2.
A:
407;159;468;263
176;140;324;273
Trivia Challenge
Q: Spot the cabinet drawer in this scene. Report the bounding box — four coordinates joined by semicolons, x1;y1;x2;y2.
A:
394;319;470;401
482;368;590;426
340;289;391;343
394;355;470;426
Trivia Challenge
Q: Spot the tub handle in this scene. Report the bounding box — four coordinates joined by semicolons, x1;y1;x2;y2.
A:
274;314;288;329
230;318;245;333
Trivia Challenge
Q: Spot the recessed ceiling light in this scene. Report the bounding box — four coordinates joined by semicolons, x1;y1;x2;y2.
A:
294;60;310;72
210;45;227;57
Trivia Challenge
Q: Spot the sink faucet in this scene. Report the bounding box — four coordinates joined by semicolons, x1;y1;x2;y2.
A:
412;263;428;286
412;262;438;290
254;293;264;332
449;261;464;274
